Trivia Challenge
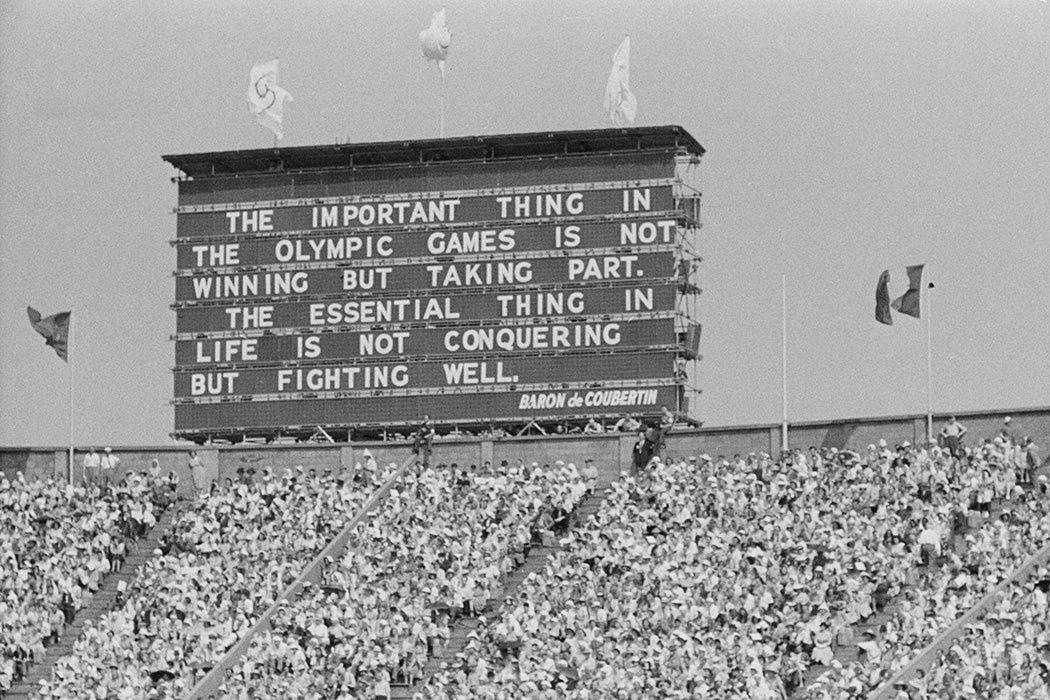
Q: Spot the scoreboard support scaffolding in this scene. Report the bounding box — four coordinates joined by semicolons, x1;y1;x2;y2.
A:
163;126;706;445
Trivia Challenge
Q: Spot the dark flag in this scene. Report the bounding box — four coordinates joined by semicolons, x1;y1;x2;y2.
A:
891;264;925;319
27;306;71;361
875;270;893;325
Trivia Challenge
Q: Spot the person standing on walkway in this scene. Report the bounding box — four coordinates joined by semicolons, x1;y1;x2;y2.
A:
99;447;119;490
1024;437;1041;484
632;430;652;474
82;448;101;488
939;416;967;459
412;415;435;466
188;450;206;498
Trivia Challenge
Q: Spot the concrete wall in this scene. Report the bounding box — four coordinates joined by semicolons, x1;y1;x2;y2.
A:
4;405;1047;490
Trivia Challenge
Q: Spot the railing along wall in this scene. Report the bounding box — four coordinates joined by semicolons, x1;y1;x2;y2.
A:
868;538;1050;700
187;454;417;699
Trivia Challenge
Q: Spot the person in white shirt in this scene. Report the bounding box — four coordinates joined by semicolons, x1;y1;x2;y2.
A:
581;459;599;494
99;447;120;489
917;519;942;566
82;448;101;488
188;451;206;498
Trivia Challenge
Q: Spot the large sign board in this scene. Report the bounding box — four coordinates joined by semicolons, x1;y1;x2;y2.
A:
166;128;703;439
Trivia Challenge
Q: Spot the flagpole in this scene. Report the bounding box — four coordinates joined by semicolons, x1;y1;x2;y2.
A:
925;275;933;444
68;311;74;485
440;70;446;138
781;273;789;453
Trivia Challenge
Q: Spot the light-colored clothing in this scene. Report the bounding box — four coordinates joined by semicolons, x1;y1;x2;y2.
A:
189;456;206;494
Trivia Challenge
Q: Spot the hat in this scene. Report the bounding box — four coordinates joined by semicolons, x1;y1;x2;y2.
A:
1004;416;1011;423
104;447;112;453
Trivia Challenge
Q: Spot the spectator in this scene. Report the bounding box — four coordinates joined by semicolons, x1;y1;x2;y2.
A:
581;459;599;494
82;447;101;488
188;450;206;498
612;414;642;433
917;519;941;565
631;431;651;473
939;416;967;459
1025;438;1041;481
999;415;1013;442
413;415;436;465
659;405;676;431
99;447;120;489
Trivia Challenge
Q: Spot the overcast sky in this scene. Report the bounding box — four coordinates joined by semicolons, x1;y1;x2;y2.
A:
1;0;1047;447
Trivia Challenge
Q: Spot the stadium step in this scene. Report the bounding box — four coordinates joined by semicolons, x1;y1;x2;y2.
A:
4;503;182;699
389;489;608;700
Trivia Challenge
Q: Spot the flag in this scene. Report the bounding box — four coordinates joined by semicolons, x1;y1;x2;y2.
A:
27;306;71;361
419;8;451;77
248;60;293;140
891;264;925;319
875;270;893;325
604;36;637;126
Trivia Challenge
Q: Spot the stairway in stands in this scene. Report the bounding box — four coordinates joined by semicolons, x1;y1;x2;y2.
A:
390;489;606;700
792;577;915;694
4;504;182;699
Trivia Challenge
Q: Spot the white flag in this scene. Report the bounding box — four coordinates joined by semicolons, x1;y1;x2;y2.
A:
247;60;293;140
604;36;637;126
419;8;451;77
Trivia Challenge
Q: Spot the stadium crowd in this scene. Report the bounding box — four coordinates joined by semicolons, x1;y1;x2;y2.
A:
0;471;162;695
913;564;1050;699
4;420;1046;700
802;437;1050;698
215;459;589;699
30;461;394;699
416;432;1048;699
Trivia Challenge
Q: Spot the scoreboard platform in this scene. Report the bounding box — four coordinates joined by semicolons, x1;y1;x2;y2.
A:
163;126;704;443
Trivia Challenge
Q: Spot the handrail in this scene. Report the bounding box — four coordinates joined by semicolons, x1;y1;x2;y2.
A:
186;454;417;699
867;538;1050;700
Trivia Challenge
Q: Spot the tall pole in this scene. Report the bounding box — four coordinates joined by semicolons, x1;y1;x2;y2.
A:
925;276;933;444
440;70;446;138
68;311;74;484
781;273;788;453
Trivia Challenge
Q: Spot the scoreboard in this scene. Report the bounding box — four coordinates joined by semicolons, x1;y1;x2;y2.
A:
164;126;704;442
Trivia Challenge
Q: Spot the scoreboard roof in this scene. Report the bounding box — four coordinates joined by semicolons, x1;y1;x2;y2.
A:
162;125;704;179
